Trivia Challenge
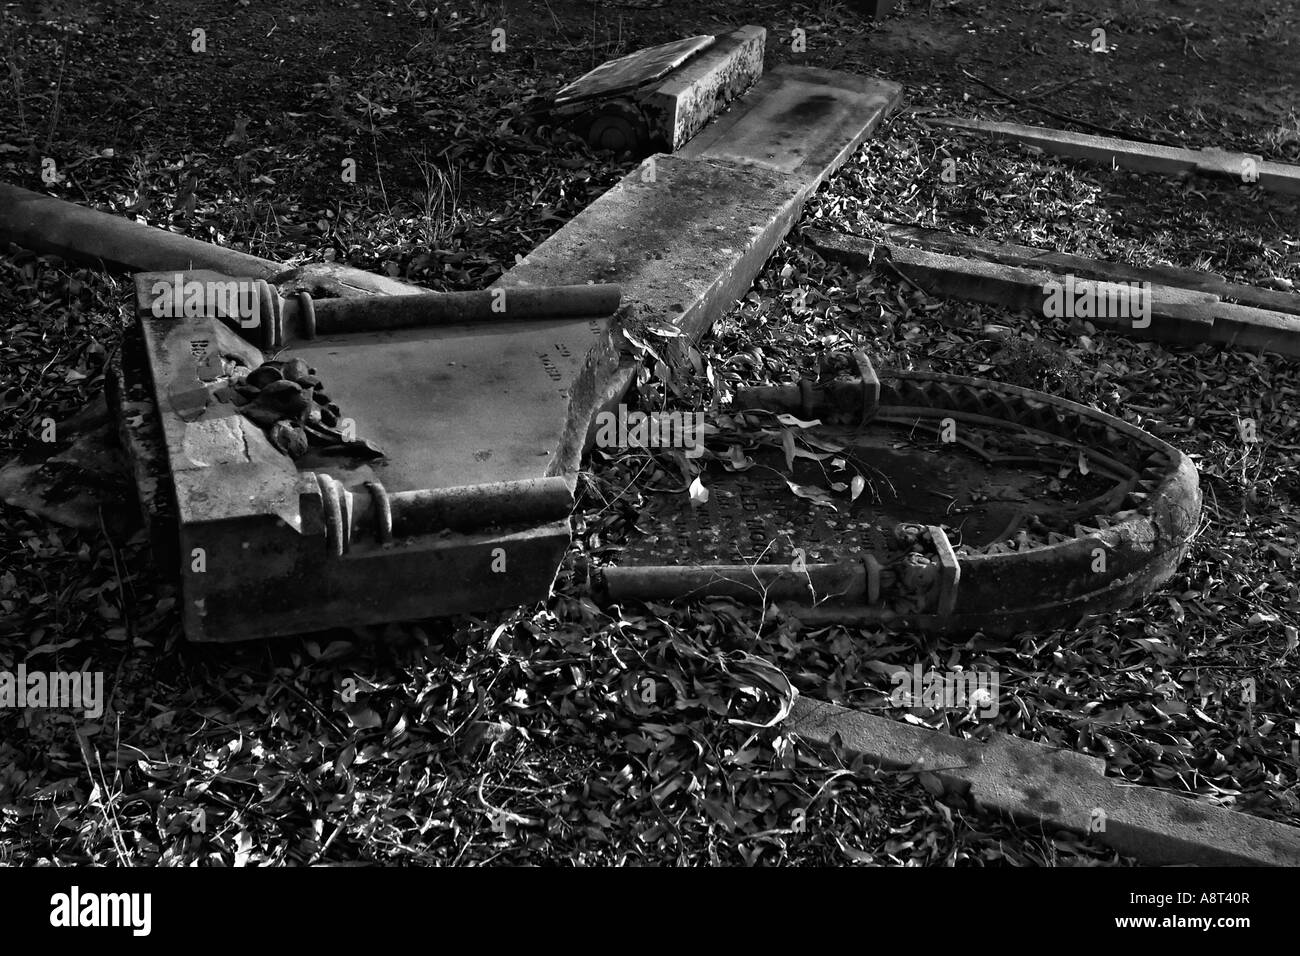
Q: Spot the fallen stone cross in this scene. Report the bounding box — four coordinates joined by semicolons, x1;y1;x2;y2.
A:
0;26;905;641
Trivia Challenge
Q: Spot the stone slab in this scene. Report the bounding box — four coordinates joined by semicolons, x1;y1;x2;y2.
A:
809;223;1300;317
282;316;615;490
134;273;614;497
886;244;1219;321
180;516;571;642
789;696;1300;866
497;154;807;346
873;244;1300;358
644;26;766;151
502;66;900;467
132;276;582;641
680;65;902;189
927;117;1300;197
555;34;715;105
134;305;300;529
1205;301;1300;356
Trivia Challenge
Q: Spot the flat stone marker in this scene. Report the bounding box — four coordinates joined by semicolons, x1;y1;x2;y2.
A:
555;35;715;104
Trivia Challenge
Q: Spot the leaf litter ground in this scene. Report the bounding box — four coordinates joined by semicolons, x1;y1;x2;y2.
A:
1;0;1298;864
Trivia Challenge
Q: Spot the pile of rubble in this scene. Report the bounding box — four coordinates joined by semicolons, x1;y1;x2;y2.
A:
215;357;383;461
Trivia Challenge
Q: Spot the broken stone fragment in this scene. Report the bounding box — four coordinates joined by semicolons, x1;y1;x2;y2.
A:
283;358;312;384
298;374;322;390
312;391;331;405
235;384;261;401
300;422;384;459
240;404;283;429
257;379;311;418
318;404;338;427
303;422;344;446
246;365;283;388
260;379;300;397
268;420;309;459
321;438;385;460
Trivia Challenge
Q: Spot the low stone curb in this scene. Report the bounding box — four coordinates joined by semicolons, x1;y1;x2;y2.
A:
787;696;1300;866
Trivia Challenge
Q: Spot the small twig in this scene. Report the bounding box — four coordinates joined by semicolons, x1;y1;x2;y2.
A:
959;69;1172;145
1022;77;1085;102
42;33;70;157
97;506;132;633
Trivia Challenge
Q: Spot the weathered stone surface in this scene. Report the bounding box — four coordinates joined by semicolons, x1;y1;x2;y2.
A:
134;308;299;530
500;67;899;475
282;358;312;384
644;26;766;150
681;65;902;189
180;411;285;469
886;244;1220;323
865;244;1300;357
500;154;807;344
283;315;614;490
555;34;715;104
268;420;309;459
